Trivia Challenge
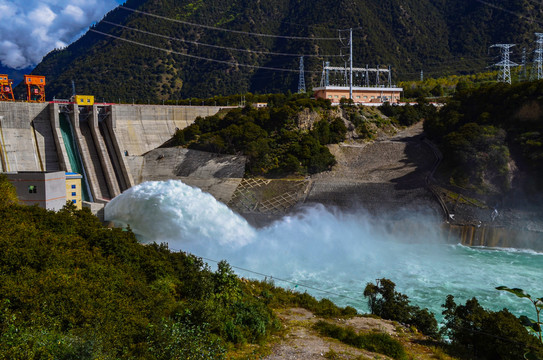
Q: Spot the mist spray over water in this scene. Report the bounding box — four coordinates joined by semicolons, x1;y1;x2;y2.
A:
105;180;542;320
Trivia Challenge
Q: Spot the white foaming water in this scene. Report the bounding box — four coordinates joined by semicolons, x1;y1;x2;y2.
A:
104;180;256;254
105;180;542;321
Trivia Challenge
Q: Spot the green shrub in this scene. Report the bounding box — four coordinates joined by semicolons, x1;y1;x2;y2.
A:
314;298;341;317
170;99;340;176
0;174;17;208
423;80;543;191
146;320;226;360
0;202;288;358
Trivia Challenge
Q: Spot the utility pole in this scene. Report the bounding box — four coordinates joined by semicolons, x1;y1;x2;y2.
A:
420;70;424;82
388;66;392;87
298;56;306;93
490;44;517;84
325;61;330;86
349;28;353;100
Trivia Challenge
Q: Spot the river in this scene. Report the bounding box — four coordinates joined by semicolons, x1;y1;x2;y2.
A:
104;180;542;322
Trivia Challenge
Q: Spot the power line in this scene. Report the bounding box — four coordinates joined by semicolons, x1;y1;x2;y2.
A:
474;0;543;25
396;56;497;76
102;21;342;58
119;6;340;41
90;29;321;74
135;1;349;32
168;247;542;353
172;2;360;32
173;251;364;303
391;56;495;76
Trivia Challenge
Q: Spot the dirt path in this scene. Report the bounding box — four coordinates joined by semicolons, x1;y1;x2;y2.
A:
262;308;390;360
262;307;451;360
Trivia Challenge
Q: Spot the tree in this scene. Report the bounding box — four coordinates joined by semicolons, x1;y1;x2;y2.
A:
312;120;331;145
398;104;420;126
441;295;543;360
496;286;542;344
329;118;347;143
363;279;438;338
364;279;411;323
430;84;444;97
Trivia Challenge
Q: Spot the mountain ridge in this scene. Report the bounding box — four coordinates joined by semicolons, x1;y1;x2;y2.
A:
27;0;543;100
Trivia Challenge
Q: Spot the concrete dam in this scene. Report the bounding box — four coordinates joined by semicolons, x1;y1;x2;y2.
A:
0;101;231;206
1;101;541;251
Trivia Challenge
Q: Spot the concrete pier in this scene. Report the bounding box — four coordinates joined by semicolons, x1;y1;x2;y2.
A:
88;106;121;198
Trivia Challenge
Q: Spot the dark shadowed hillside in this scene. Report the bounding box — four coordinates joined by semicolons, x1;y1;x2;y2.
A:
28;0;543;100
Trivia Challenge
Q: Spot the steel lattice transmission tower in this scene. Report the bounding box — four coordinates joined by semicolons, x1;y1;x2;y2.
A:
490;44;517;84
531;33;543;81
298;56;306;93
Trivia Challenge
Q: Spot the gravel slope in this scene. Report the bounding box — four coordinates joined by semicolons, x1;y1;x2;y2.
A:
306;122;442;217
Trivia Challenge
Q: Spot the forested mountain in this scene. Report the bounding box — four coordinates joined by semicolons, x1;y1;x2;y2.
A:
28;0;543;100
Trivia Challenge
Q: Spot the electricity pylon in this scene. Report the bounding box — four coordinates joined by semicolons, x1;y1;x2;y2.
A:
298;56;306;93
490;44;517;84
531;33;543;81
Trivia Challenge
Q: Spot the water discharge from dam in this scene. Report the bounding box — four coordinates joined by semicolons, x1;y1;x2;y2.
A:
59;113;92;201
105;180;542;321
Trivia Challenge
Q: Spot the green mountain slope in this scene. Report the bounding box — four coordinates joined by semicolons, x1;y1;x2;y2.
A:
29;0;543;100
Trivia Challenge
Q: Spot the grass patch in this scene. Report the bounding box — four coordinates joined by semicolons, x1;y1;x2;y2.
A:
314;321;407;360
440;188;488;208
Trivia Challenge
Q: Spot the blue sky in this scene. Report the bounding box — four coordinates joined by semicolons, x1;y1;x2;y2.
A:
0;0;124;69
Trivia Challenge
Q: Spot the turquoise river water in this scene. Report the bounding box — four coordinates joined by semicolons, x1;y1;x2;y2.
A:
104;180;542;322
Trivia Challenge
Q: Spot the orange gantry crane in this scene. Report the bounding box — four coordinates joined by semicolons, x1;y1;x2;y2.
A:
0;74;14;101
24;75;46;102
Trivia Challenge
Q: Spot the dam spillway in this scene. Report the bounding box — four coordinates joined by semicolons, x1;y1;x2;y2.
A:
59;112;91;201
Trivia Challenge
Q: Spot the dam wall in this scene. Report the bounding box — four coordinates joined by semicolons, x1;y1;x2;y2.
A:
447;224;543;252
88;106;121;198
2;101;542;252
126;147;246;204
110;105;227;156
0;102;59;172
69;105;112;202
0;101;225;201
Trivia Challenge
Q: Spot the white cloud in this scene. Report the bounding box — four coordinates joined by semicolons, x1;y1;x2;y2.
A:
0;40;27;68
62;5;86;23
29;5;57;27
0;0;118;69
